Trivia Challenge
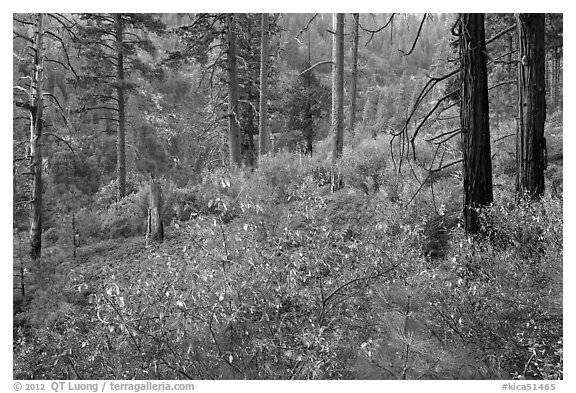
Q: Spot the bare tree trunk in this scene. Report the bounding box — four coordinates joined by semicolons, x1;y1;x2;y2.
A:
349;13;360;134
305;28;313;157
459;13;493;234
507;31;514;79
331;13;345;192
226;14;241;167
258;13;270;157
29;13;45;261
245;83;256;167
553;46;560;108
148;179;164;242
115;13;127;200
516;13;546;199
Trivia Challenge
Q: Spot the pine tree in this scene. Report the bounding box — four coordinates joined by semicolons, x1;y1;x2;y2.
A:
75;13;165;199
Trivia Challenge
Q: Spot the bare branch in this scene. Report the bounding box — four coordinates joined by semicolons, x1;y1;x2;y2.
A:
43;30;79;78
398;13;427;56
494;133;515;143
489;79;516;90
13;31;33;44
300;60;333;75
13;16;34;26
486;24;516;46
44;132;74;152
408;89;458;145
13;86;28;95
430;159;463;173
426;127;461;143
295;13;319;40
43;92;69;126
359;14;395;47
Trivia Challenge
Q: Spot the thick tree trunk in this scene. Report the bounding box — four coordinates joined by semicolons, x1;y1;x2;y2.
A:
516;13;547;199
29;13;45;261
331;13;345;192
148;180;164;242
226;14;241;167
258;13;270;157
459;13;493;234
115;13;127;200
349;13;360;134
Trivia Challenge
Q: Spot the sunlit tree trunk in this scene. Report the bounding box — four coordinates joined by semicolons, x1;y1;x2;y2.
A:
516;13;546;199
259;13;270;158
29;13;45;261
331;13;344;192
459;13;493;234
349;13;360;134
226;14;241;167
115;13;127;199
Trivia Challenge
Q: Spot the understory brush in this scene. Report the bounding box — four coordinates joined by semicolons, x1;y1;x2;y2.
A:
14;144;562;380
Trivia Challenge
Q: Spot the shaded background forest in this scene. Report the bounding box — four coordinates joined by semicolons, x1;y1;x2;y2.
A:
13;13;563;380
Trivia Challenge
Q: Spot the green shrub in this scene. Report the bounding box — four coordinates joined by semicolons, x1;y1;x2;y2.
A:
337;137;388;195
426;197;563;379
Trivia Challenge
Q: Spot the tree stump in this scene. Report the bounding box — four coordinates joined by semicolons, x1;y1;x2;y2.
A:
148;180;164;242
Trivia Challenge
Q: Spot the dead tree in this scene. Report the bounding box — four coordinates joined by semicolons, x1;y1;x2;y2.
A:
147;179;164;243
29;13;45;261
331;13;345;192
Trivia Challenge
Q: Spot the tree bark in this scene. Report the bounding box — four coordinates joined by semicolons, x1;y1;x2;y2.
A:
331;13;345;192
226;14;242;167
507;31;514;79
29;13;45;262
115;13;127;200
553;46;560;108
258;13;270;157
516;13;546;199
245;82;256;167
349;13;360;134
148;179;164;242
459;13;493;234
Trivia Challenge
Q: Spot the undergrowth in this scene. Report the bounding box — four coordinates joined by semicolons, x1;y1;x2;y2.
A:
14;124;563;380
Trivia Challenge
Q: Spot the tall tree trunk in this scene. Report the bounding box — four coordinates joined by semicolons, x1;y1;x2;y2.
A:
305;28;313;157
29;13;45;261
545;51;549;100
245;84;256;167
507;31;514;79
331;13;345;192
258;13;270;157
554;46;560;108
516;13;546;199
226;14;241;167
115;13;127;200
148;179;164;242
349;13;360;134
459;13;493;234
